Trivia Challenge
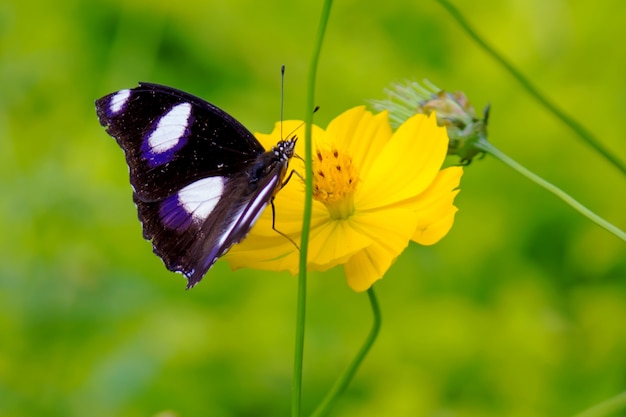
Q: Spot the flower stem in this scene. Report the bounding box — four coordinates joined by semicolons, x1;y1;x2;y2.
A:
476;138;626;242
293;1;333;416
436;0;626;176
309;287;382;417
571;391;626;417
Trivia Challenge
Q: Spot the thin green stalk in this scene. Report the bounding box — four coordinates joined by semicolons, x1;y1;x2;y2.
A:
293;1;333;416
436;0;626;176
572;391;626;417
309;287;382;417
476;138;626;242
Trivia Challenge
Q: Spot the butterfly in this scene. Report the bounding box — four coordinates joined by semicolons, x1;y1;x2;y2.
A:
95;82;296;289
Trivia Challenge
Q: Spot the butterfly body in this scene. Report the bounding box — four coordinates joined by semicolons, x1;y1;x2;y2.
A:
96;83;295;288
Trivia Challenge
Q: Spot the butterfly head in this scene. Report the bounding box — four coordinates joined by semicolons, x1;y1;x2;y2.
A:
273;135;297;163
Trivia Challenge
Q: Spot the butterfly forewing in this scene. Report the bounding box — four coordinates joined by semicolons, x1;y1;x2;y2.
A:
96;82;266;201
96;83;296;288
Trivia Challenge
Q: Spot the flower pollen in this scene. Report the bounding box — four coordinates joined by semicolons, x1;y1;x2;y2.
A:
312;147;359;220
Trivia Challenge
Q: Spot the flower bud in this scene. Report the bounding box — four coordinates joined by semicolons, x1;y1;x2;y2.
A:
371;80;489;164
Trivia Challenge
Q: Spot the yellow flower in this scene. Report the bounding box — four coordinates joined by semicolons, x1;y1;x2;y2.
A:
226;106;463;292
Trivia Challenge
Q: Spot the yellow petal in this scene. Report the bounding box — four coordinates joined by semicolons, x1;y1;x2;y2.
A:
344;243;399;292
307;217;372;267
358;113;449;210
225;233;299;274
324;107;392;178
339;205;420;291
414;205;458;245
411;166;463;244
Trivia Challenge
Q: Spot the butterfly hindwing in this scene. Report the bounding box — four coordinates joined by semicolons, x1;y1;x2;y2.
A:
134;157;285;288
96;83;296;289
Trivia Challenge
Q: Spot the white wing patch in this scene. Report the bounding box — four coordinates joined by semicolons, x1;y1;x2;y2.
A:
178;176;225;221
109;89;131;115
147;103;192;154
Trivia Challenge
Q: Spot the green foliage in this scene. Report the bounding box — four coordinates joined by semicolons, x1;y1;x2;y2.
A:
1;0;625;416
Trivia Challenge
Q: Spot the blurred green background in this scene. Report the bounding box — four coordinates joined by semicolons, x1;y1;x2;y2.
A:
1;0;625;416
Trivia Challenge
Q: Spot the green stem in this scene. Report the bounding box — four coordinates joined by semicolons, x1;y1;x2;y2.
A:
476;138;626;242
572;391;626;417
309;287;382;417
436;0;626;176
293;1;333;416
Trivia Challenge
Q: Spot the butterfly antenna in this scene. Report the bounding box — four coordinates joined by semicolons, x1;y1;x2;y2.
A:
284;105;319;141
289;106;319;161
280;64;285;140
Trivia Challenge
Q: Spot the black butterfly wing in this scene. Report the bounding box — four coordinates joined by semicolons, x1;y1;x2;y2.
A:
95;83;286;288
96;82;266;202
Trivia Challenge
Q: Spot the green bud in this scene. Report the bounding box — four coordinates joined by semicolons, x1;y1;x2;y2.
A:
371;80;489;165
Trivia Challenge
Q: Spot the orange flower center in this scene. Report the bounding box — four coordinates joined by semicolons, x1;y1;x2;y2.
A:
312;147;359;219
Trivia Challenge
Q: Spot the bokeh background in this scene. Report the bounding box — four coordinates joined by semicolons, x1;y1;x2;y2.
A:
1;0;625;416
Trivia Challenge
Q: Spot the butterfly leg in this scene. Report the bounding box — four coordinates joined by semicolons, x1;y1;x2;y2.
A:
270;197;300;251
281;169;305;189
